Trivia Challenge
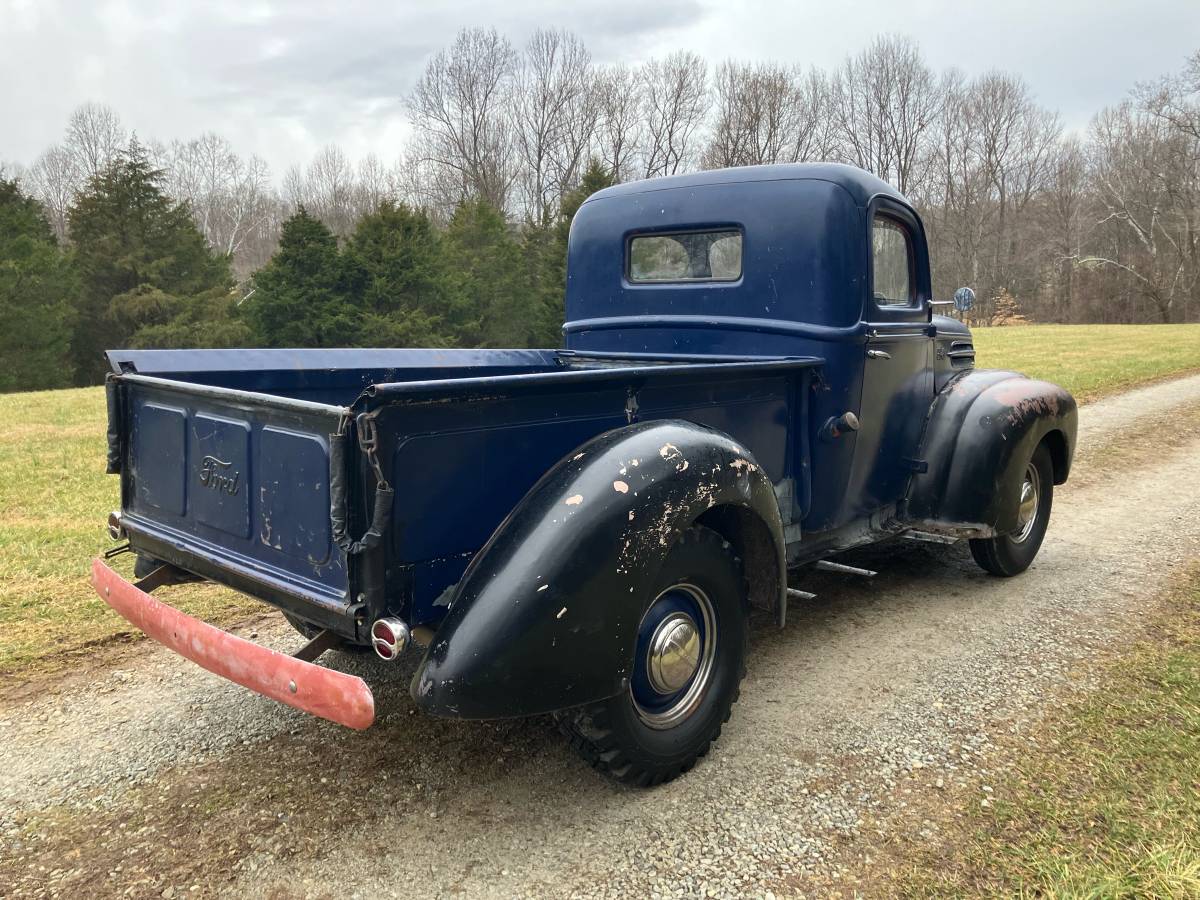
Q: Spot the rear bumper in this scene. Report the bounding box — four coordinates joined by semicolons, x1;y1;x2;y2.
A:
90;559;375;730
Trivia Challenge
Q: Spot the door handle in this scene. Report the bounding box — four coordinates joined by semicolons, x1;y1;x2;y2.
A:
866;349;892;360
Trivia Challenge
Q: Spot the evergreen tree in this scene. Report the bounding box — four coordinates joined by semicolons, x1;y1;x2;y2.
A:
529;159;616;345
0;179;78;391
68;140;235;382
343;201;454;347
244;208;359;347
441;199;532;347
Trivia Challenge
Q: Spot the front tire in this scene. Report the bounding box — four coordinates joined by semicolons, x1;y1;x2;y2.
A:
970;443;1054;577
558;525;748;786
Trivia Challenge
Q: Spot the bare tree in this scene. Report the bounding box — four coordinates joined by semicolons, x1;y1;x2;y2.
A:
352;153;398;220
65;102;125;181
1083;95;1200;322
703;62;831;169
1038;136;1089;321
594;64;644;182
24;145;77;240
303;144;358;237
512;29;597;224
640;52;709;178
407;27;518;213
153;133;276;262
829;35;941;195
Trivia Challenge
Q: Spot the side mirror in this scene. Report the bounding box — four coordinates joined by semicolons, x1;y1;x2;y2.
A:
953;287;976;313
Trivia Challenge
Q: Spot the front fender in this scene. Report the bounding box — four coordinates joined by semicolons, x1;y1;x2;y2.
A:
410;420;785;719
904;370;1078;536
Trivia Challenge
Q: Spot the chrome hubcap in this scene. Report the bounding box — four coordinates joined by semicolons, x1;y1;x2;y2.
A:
632;584;717;730
1013;462;1041;543
647;613;701;693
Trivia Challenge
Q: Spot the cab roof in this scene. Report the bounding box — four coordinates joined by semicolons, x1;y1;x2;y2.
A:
586;162;909;209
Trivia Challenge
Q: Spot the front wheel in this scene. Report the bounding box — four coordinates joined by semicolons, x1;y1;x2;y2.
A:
969;443;1054;577
558;525;748;786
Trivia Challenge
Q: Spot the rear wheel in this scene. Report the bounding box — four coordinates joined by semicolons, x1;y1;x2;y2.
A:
969;443;1054;577
558;525;748;786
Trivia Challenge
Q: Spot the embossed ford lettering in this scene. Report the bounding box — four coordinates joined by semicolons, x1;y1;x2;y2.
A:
198;455;240;495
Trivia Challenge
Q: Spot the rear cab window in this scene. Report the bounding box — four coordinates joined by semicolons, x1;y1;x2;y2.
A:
871;216;914;306
628;230;742;283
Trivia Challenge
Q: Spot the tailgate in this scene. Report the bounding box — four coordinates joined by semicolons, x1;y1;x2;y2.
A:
111;374;352;625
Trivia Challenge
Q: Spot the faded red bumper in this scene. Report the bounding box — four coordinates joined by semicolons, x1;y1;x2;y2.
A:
90;559;375;730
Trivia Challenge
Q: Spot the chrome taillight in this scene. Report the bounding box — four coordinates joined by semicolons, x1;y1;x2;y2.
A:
370;617;410;661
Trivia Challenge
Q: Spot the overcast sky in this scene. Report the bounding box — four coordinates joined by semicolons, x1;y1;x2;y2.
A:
2;0;1197;178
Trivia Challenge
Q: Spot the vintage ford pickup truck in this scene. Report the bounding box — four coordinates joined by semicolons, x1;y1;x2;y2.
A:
95;163;1077;784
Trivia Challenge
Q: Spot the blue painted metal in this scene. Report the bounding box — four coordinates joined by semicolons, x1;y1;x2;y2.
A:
107;348;817;639
563;163;935;531
630;588;709;716
102;163;1076;720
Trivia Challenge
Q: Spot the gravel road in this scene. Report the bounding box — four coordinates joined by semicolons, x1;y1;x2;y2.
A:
4;374;1200;899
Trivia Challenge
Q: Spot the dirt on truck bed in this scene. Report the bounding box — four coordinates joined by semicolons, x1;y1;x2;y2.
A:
4;375;1200;899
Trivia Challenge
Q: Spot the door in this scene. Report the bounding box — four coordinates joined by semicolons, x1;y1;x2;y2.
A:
845;205;933;514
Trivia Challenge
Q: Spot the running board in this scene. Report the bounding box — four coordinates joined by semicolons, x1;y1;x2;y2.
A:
903;530;958;545
813;560;877;577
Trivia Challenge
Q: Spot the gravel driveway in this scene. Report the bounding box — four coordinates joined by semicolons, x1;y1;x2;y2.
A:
3;374;1200;899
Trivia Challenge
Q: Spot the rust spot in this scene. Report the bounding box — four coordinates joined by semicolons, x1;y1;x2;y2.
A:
613;480;629;493
565;494;584;506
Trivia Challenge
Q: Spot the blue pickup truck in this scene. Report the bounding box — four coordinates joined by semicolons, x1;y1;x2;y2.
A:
95;163;1077;785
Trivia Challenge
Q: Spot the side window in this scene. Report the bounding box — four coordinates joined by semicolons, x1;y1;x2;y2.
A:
872;216;913;306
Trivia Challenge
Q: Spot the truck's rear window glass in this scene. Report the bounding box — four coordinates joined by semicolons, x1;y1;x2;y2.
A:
628;230;742;283
872;216;913;305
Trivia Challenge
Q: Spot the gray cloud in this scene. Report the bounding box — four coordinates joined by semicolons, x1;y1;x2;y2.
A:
1;0;1196;179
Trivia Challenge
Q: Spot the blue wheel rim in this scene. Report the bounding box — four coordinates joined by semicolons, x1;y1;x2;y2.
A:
630;583;717;729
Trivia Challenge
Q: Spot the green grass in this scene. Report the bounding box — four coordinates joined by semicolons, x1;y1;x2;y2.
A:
0;387;259;678
0;323;1198;678
893;570;1200;898
972;323;1200;402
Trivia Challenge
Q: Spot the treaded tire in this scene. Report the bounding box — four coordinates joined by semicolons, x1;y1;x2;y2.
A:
970;443;1054;577
558;525;748;786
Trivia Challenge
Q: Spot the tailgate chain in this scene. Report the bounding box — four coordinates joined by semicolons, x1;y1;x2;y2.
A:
329;413;395;556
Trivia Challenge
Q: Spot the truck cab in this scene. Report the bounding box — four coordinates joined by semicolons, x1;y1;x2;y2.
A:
96;164;1077;785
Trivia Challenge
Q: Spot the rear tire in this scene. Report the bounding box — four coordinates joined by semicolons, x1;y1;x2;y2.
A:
558;525;748;786
969;443;1054;577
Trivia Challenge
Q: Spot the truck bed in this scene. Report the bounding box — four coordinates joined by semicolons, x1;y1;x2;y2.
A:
107;348;821;637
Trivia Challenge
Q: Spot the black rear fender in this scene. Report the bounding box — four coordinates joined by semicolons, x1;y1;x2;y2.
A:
410;419;785;719
904;370;1078;536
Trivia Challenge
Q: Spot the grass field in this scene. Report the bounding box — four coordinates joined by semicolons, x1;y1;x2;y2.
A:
971;323;1200;402
0;389;260;678
887;568;1200;897
0;323;1198;678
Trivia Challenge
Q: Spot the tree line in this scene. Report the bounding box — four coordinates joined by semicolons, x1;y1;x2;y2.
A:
1;31;1197;391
